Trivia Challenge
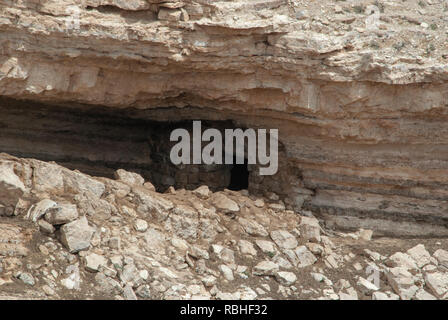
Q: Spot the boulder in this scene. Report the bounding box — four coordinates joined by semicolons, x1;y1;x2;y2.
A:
60;216;95;253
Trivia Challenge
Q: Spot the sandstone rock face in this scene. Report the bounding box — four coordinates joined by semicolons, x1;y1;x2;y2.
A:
1;1;448;237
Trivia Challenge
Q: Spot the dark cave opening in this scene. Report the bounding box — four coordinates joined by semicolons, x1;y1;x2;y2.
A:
228;157;249;191
0;98;254;193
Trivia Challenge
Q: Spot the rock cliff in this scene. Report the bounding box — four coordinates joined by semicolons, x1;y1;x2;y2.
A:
1;0;448;236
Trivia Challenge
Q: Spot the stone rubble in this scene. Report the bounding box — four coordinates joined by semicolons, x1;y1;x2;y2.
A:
0;155;446;300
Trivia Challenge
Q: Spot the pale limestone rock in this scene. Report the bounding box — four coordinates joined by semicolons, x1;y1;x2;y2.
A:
60;216;95;253
133;186;174;221
27;199;57;222
386;252;419;273
407;244;431;268
253;261;279;276
0;162;26;212
84;253;107;272
299;216;321;243
238;218;268;237
134;219;148;232
270;230;298;249
114;169;144;186
294;246;317;268
433;249;448;268
45;203;78;225
356;276;379;295
38;219;55;234
219;265;234;281
415;289;437;300
255;240;277;255
192;185;211;199
275;271;297;286
211;193;239;214
424;272;448;298
385;267;419;300
238;240;257;256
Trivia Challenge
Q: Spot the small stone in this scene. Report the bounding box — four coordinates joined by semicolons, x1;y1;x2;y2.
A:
253;261;279;276
255;240;277;256
38;244;49;255
134;219;148;232
123;284;138;300
44;203;78;225
268;202;285;212
84;253;107;272
294;246;317;268
299;216;321;243
219;265;234;281
386;252;418;272
211;193;239;214
18;272;35;286
60;216;95;253
385;267;418;300
433;249;448;268
192;185;211;198
424;272;448;298
311;273;332;286
38;219;55;234
357;276;379;295
26;199;56;222
114;169;144;186
253;199;264;208
238;240;257;256
201;275;217;287
136;285;151;299
372;291;400;300
407;244;431;268
158;8;182;21
42;285;55;296
270;230;298;249
415;289;437;300
238;218;268;237
275;272;297;285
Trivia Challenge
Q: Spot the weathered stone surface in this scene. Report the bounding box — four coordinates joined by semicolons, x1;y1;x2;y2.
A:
424;272;448;298
433;249;448;269
238;240;257;257
407;244;431;269
134;219;148;232
238;218;268;237
0;0;448;236
294;246;317;268
133;187;174;221
26;199;57;222
385;267;419;300
114;169;144;186
386;252;419;272
253;261;279;276
45;203;78;225
0;162;26;213
299;217;321;243
270;230;298;250
84;253;107;272
60;216;95;253
210;193;239;214
275;272;297;286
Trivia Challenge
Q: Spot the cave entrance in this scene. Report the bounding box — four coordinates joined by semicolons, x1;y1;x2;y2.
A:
228;157;249;191
0;98;255;193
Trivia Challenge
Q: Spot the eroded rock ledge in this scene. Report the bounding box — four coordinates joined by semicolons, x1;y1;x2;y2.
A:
1;0;448;236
